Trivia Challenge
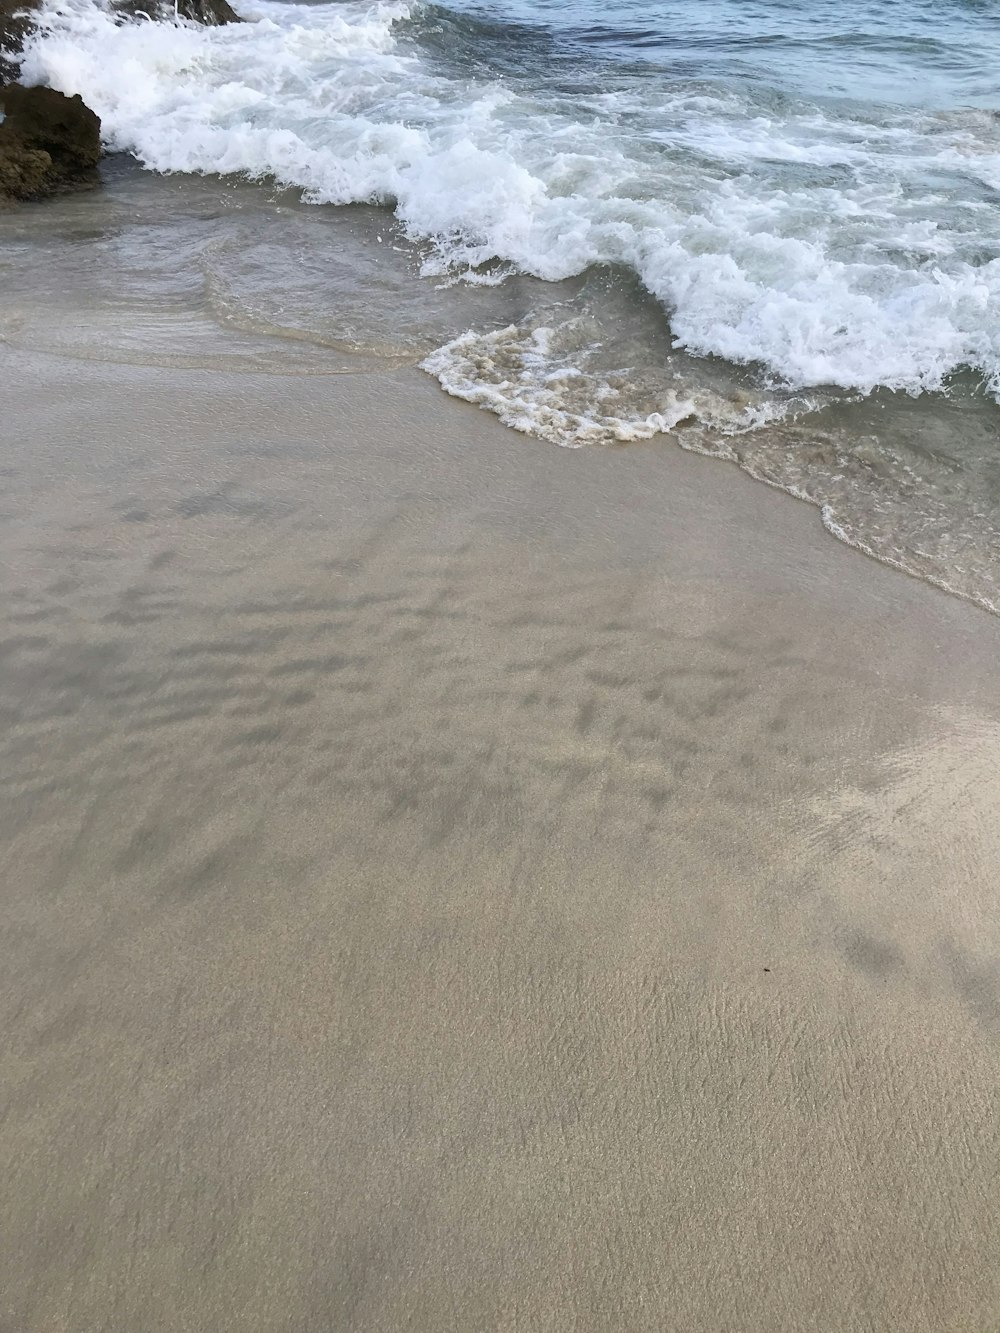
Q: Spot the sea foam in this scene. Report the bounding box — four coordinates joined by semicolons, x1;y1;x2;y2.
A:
17;0;1000;403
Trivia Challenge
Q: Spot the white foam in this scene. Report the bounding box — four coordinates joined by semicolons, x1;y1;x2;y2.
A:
421;324;693;444
421;320;804;446
17;0;1000;400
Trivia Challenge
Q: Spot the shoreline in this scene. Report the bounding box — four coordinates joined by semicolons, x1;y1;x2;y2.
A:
2;343;999;1330
5;138;1000;617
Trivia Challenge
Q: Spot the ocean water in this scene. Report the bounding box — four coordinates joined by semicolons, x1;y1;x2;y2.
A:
6;0;1000;608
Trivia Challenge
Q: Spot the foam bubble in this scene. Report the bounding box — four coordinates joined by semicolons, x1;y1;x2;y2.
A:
16;0;1000;399
421;318;801;446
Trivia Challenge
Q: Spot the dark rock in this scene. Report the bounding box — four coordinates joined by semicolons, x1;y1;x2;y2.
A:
1;0;239;84
0;0;41;83
0;140;50;196
0;83;101;200
177;0;240;22
0;0;239;202
113;0;240;23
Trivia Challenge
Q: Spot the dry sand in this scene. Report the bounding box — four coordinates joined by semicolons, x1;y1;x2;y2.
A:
1;345;999;1331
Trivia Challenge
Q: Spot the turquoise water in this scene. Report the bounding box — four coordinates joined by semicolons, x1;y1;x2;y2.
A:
441;0;1000;108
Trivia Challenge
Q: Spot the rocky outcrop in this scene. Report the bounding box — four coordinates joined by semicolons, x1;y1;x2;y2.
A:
2;0;239;75
0;0;40;83
0;82;101;199
178;0;240;21
2;0;239;82
113;0;240;24
1;0;240;202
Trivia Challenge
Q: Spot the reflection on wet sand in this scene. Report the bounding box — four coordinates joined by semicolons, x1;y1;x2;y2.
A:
1;349;999;1332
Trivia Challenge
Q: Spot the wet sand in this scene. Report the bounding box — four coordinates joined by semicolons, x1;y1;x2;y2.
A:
1;344;999;1332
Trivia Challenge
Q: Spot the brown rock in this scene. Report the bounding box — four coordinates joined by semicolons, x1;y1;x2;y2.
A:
113;0;240;24
0;83;101;200
0;0;239;202
0;0;41;83
1;0;239;84
177;0;240;23
0;141;49;196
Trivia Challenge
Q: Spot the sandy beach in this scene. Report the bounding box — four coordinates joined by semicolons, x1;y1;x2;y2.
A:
2;343;999;1331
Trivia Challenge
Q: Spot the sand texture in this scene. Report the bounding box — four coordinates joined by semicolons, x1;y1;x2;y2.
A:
1;348;999;1332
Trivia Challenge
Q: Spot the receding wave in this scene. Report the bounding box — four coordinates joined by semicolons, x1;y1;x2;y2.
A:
18;0;1000;402
10;0;1000;614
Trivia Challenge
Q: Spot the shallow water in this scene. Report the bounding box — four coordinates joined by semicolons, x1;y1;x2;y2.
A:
7;0;1000;609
